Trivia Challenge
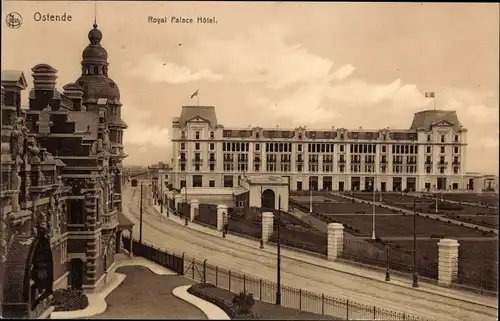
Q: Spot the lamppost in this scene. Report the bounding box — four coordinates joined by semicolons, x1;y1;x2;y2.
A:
412;199;419;288
385;244;391;281
276;194;282;305
434;184;438;213
309;181;313;214
222;212;227;238
184;184;189;225
260;185;264;249
160;173;163;214
369;179;376;240
139;181;144;244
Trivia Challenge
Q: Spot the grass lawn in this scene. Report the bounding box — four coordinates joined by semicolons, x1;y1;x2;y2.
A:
321;214;485;237
444;214;499;229
192;284;338;320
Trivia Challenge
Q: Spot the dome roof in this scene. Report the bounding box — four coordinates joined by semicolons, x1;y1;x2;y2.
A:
82;45;108;61
75;75;120;102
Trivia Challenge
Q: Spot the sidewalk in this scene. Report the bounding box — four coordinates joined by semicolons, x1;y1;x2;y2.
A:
152;204;497;309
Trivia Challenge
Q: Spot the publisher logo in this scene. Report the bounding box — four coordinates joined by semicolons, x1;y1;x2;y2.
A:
6;12;23;29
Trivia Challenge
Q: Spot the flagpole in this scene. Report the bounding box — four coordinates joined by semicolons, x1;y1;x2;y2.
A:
433;96;436;111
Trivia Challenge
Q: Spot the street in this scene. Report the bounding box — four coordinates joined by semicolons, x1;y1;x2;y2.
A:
123;184;497;321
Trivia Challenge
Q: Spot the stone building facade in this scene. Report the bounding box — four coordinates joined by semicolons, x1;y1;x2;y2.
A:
0;23;130;318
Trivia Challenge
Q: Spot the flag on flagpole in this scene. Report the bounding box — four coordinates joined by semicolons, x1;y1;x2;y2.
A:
190;89;199;99
425;92;435;98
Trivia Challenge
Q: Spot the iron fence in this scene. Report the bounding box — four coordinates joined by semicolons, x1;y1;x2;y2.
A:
121;235;430;321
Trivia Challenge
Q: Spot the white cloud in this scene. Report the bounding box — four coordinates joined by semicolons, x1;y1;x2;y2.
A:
122;103;171;147
129;53;222;84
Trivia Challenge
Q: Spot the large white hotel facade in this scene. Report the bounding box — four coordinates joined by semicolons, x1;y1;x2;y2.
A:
170;106;476;192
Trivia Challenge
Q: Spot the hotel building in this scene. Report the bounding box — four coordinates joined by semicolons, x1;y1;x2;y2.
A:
170;105;473;193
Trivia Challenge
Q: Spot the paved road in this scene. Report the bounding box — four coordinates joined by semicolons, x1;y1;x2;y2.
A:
334;193;498;235
123;186;497;321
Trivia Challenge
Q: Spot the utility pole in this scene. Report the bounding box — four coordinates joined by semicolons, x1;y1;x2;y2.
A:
371;179;376;240
276;195;282;305
139;181;143;244
412;199;419;287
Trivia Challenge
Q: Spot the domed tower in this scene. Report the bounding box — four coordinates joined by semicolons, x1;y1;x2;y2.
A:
75;22;127;215
75;23;120;107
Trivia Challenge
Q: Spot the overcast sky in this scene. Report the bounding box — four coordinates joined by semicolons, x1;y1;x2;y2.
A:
2;2;498;174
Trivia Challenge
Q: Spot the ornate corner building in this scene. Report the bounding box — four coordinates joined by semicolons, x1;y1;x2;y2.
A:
0;23;131;318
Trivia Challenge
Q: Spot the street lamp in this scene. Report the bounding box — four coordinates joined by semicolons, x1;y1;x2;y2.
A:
412;199;419;288
276;194;282;305
160;173;163;214
309;181;313;214
434;184;438;213
139;181;144;244
385;244;391;281
369;179;376;240
260;185;264;249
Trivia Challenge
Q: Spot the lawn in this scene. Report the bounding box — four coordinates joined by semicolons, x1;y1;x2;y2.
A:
444;214;499;229
440;193;499;207
315;213;485;237
188;283;338;320
292;200;398;215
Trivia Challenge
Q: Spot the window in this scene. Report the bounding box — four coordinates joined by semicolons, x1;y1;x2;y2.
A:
426;146;431;153
61;242;67;264
210;131;214;139
454;167;459;174
180;164;186;171
427;135;431;142
440;156;445;163
180;143;185;150
381;145;386;153
180;180;186;188
298;144;302;152
209;180;215;187
195;143;200;150
454;135;459;142
426;167;431;174
440;168;444;174
209;164;215;171
255;143;260;151
193;175;203;187
223;175;233;188
440;146;445;153
195;164;200;171
340;145;344;152
195;131;200;139
454;146;459;153
210;143;215;150
181;131;186;139
440;135;445;143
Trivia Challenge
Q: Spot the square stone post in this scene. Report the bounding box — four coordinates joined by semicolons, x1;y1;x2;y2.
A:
327;223;344;261
438;238;460;287
174;194;182;213
261;212;274;242
190;199;199;221
217;204;228;231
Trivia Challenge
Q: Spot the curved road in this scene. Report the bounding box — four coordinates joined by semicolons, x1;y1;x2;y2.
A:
123;185;497;321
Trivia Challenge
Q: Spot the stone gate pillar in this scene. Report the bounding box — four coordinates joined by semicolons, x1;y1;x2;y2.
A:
438;238;459;287
261;212;274;242
190;199;199;221
217;204;228;231
327;223;344;261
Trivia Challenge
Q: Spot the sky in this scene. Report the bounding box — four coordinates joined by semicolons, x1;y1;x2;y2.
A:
2;1;499;174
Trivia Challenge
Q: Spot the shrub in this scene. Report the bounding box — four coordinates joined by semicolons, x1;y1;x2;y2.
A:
232;292;255;315
52;288;89;312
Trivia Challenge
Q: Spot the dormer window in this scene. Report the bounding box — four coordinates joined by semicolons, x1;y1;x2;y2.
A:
340;133;344;140
181;131;186;139
454;135;459;142
382;134;387;141
210;131;214;139
427;135;431;142
256;132;260;139
298;133;302;139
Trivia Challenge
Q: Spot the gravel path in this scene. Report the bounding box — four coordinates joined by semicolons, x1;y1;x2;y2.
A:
89;266;207;319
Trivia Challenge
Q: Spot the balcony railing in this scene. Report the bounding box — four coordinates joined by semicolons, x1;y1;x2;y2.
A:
338;159;346;164
438;161;448;166
453;161;460;165
425;161;433;165
192;158;203;163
